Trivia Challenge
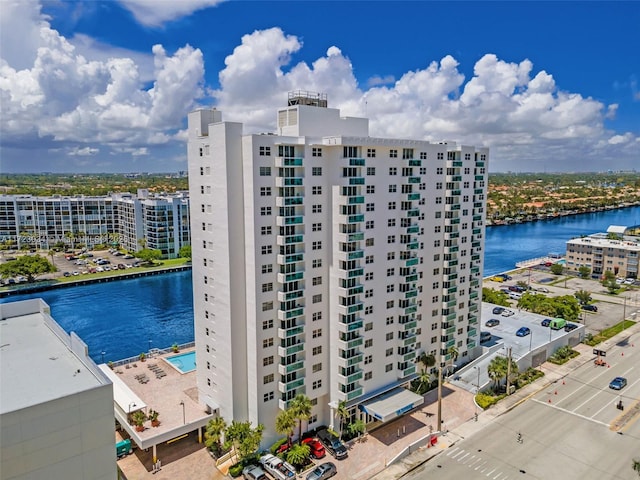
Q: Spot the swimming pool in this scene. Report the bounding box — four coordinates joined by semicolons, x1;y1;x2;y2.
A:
165;351;196;373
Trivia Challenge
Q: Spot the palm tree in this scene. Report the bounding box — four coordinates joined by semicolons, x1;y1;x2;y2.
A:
419;352;436;372
447;346;459;375
204;416;227;454
574;289;592;305
336;400;348;440
290;394;312;443
487;356;507;390
275;409;296;446
286;443;310;469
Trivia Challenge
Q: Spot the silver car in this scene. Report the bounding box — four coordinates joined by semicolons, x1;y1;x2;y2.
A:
306;462;337;480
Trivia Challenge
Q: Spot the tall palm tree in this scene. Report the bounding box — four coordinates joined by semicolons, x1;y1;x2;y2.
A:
419;353;436;372
290;394;312;443
336;400;348;440
275;409;296;446
447;346;459;375
204;416;227;453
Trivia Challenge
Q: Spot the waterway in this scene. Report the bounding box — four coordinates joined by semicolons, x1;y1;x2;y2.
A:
3;205;639;363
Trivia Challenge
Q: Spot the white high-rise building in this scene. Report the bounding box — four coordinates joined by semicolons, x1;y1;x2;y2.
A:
187;92;488;444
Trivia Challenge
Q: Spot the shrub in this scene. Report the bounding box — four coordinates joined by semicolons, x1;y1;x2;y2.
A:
270;438;288;455
548;346;579;365
476;392;506;409
228;463;244;478
515;368;544;388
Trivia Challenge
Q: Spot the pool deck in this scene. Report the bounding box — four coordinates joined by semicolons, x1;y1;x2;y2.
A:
165;350;197;373
111;347;218;476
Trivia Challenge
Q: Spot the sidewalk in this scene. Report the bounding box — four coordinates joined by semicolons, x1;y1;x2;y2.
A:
368;321;640;480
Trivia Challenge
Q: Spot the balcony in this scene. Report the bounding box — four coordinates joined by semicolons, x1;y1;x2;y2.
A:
276;234;303;246
338;302;363;316
406;225;420;234
277;271;303;283
278;343;304;357
348;214;365;223
405;257;419;267
403;351;417;362
407;159;421;166
275;177;303;187
338;352;363;368
279;377;305;393
407;193;421;201
276;216;303;227
338;370;363;385
404;305;417;315
468;316;478;325
277;307;304;321
405;290;417;299
278;325;304;339
277;253;304;264
347;196;365;204
349;177;365;185
406;242;420;250
337;319;363;334
407;177;421;184
349;158;366;166
443;325;456;335
337;387;363;402
399;365;416;378
278;361;304;375
275;157;303;167
406;210;420;218
347;268;364;278
277;290;303;302
276;196;303;207
401;320;417;330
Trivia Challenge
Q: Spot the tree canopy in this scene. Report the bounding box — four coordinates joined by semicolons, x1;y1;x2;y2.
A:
135;248;162;265
482;288;510;306
517;293;581;321
0;255;55;282
178;244;192;259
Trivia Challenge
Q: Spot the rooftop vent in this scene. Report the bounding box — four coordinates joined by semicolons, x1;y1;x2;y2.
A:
288;90;327;108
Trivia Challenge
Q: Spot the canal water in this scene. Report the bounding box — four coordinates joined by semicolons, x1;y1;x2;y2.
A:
3;205;639;363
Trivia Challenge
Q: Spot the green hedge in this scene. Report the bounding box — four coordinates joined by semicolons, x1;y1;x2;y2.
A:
228;464;243;477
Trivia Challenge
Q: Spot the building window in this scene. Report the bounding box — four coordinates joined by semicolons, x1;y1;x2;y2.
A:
312;380;322;390
365;255;374;264
366;203;375;212
313;276;322;286
389;184;397;193
386;300;394;309
259;146;271;156
313;346;322;355
261;226;272;235
386;332;394;341
389;149;398;158
388;202;396;210
263;338;274;348
366;185;375;194
313;329;322;338
387;219;396;227
312;241;322;250
264;392;274;402
367;167;376;176
386;348;393;356
365;322;373;331
386;284;394;293
262;319;273;329
260;187;272;196
365;371;373;381
365;272;374;281
365;289;373;298
312;363;322;373
263;356;274;366
365;306;373;314
366;220;374;229
262;301;273;311
260;206;272;216
312;259;322;268
387;235;396;244
262;264;273;274
420;152;427;159
312;223;322;232
312;312;322;321
386;316;394;325
260;166;271;176
264;373;274;384
313;294;322;303
312;147;323;157
262;282;273;292
312;167;322;176
312;186;322;195
261;245;273;254
364;355;373;365
385;364;393;372
389;167;397;175
367;148;376;158
312;204;322;213
365;339;373;348
366;238;374;247
387;252;395;260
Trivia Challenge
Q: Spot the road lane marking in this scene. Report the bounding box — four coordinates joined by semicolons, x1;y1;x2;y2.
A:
451;449;466;459
458;452;471;462
475;461;488;470
574;387;608;410
591;398;618;418
486;468;496;476
447;447;461;457
553;367;613;405
532;398;609;426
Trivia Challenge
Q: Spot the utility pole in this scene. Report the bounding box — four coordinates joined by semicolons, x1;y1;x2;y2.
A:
436;365;443;432
506;347;513;395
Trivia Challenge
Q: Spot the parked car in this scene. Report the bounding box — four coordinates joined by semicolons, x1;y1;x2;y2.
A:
541;318;552;327
259;454;296;480
306;462;337;480
490;276;506;283
123;254;135;259
480;332;492;343
582;304;598;312
564;323;578;332
485;318;500;327
515;327;531;337
63;271;71;277
609;377;627;390
317;428;348;460
302;438;326;459
117;263;126;270
508;285;525;293
501;309;515;317
535;287;550;293
492;307;505;315
242;465;268;480
508;292;522;300
550;318;566;330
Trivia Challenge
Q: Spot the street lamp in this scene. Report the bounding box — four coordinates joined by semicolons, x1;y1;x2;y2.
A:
473;366;481;417
179;400;185;425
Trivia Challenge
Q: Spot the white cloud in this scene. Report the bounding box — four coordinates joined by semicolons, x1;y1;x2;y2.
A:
367;75;395;87
117;0;224;27
68;146;99;156
0;2;205;165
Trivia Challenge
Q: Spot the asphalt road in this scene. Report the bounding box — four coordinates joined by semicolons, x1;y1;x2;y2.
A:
406;330;640;480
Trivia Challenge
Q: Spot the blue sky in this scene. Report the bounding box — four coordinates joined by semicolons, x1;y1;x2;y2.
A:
1;0;638;173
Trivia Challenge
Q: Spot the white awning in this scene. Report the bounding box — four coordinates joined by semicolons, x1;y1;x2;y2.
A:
359;388;423;423
607;225;627;234
98;364;147;414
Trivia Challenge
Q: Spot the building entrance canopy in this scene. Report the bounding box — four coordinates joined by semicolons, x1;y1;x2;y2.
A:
358;388;423;423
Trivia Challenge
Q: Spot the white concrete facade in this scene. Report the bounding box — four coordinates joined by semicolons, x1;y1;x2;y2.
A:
187;98;488;444
0;299;116;480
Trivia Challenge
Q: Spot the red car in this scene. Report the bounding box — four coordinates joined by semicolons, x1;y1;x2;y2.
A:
302;438;326;459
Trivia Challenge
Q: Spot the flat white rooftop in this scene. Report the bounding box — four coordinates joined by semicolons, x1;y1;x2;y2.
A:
0;299;110;414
